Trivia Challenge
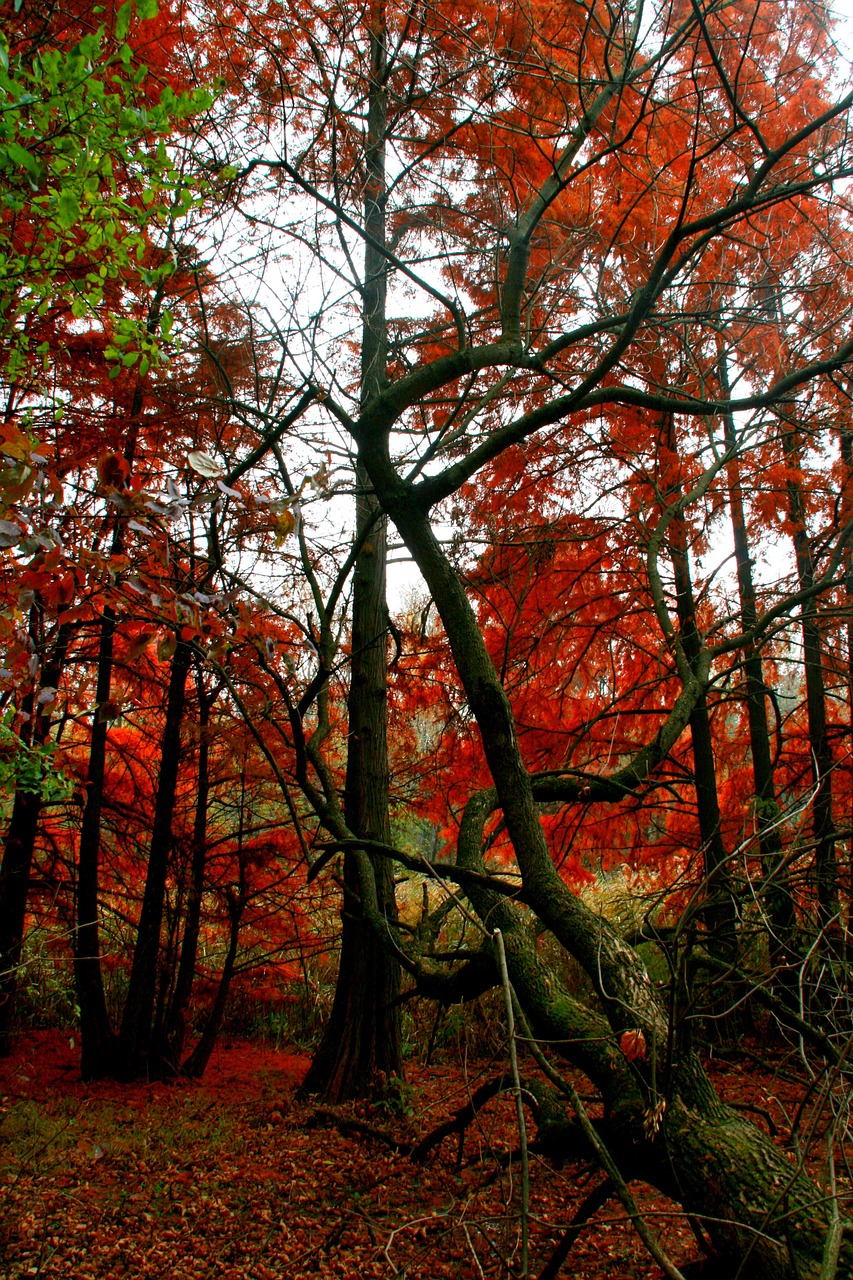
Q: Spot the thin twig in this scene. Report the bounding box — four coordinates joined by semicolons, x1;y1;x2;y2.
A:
536;1178;614;1280
819;1129;845;1280
494;927;530;1277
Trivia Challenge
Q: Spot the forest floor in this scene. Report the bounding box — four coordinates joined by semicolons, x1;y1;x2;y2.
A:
0;1030;834;1279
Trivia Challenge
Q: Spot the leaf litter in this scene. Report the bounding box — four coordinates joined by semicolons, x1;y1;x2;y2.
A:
0;1031;834;1279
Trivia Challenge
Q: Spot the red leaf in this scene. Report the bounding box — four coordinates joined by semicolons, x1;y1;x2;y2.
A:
620;1029;647;1062
97;451;130;489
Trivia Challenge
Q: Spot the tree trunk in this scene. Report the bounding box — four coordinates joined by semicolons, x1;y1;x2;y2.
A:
118;637;191;1078
668;505;737;966
75;383;149;1080
302;448;403;1098
0;787;41;1056
718;357;799;987
0;612;70;1053
458;822;851;1280
302;0;401;1101
75;604;120;1080
839;412;853;917
779;420;840;945
181;889;242;1078
160;675;214;1072
364;469;850;1280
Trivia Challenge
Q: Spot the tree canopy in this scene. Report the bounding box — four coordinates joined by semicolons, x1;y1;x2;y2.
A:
2;0;853;1274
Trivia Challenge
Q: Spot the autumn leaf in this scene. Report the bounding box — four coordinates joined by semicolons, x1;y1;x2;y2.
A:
0;519;21;548
274;509;297;542
619;1029;647;1063
126;632;157;660
97;452;130;489
157;632;177;661
188;450;225;479
0;462;35;501
0;423;32;461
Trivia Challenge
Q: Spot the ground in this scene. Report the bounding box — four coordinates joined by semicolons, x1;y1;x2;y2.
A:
0;1031;832;1279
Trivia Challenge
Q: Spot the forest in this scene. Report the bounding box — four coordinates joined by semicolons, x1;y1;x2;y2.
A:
1;0;853;1275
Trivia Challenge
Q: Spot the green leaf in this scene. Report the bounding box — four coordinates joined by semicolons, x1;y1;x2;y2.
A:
57;191;81;229
4;141;40;180
136;0;159;18
115;2;132;40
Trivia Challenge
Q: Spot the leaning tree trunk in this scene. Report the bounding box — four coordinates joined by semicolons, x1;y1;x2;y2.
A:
301;0;401;1101
181;888;243;1079
456;789;851;1280
363;465;850;1280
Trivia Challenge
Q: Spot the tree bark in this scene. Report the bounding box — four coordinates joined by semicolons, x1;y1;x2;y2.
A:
75;604;121;1080
302;0;402;1101
779;419;840;944
664;431;736;968
359;459;850;1280
118;637;191;1077
839;411;853;915
75;381;150;1080
0;615;70;1054
181;889;242;1079
160;674;214;1072
718;354;799;985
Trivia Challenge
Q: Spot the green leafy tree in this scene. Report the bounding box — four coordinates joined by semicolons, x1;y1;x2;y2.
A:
0;0;213;1055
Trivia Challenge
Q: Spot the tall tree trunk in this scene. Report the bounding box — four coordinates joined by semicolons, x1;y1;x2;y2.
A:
659;415;736;971
75;604;121;1080
0;783;40;1057
718;355;799;986
302;0;401;1100
160;675;214;1072
74;380;150;1079
181;763;245;1078
779;420;840;944
0;616;70;1054
118;637;191;1078
669;522;737;963
839;412;853;916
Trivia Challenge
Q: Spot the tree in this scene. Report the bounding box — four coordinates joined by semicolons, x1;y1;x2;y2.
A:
0;0;211;1055
0;0;332;1082
300;0;402;1100
213;0;853;1272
